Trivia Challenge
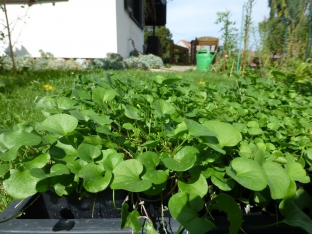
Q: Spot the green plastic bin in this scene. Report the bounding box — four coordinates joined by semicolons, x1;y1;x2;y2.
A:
196;48;213;72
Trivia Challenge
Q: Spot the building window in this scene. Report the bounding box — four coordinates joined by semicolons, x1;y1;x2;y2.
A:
124;0;144;29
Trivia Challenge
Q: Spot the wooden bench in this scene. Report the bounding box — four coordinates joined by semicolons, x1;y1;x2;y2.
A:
190;37;219;65
169;40;189;64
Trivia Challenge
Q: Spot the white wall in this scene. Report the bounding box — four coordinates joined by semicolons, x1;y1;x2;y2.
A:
0;0;143;58
115;0;144;57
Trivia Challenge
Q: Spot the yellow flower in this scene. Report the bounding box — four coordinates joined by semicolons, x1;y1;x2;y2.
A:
136;104;141;108
42;84;55;90
199;81;206;85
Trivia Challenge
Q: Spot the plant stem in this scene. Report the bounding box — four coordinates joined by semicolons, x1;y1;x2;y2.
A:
2;0;16;69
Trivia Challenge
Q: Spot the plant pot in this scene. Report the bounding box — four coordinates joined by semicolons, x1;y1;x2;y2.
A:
0;190;307;234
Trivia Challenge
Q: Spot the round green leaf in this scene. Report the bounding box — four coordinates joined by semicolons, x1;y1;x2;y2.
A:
111;159;152;192
50;164;70;176
162;146;198;171
0;147;19;161
67;159;88;174
78;162;112;193
262;162;290;200
0;131;41;150
22;153;51;170
279;199;312;233
211;171;235;191
137;152;168;185
56;97;77;110
92;87;116;104
202;120;242;148
88;114;112;125
78;143;102;162
286;162;310;183
0;164;10;178
123;104;142;120
248;127;264;136
153;99;176;116
3;169;40;199
226;157;268;191
103;152;124;172
208;193;243;234
178;173;208;198
184;119;216;137
39;114;78;136
168;192;216;234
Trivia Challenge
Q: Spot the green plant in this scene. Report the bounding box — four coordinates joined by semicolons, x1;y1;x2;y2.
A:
0;71;312;233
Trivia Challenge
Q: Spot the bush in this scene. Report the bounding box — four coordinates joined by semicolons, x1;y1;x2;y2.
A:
90;58;125;70
138;54;164;69
123;56;148;70
106;52;123;62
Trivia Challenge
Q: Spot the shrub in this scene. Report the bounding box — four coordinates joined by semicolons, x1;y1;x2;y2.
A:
123;56;148;70
90;58;125;70
106;52;123;62
138;54;164;69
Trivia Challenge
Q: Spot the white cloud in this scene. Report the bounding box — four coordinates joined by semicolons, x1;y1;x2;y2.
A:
166;0;270;45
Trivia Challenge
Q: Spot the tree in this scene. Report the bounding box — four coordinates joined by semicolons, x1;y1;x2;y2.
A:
264;0;312;58
144;26;172;55
215;11;238;55
215;10;238;71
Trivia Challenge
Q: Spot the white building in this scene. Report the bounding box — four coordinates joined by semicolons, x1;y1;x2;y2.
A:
1;0;145;58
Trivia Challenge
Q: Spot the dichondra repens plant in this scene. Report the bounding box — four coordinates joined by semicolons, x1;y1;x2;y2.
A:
0;72;312;233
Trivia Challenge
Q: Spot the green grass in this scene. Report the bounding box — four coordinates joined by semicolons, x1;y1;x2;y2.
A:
0;68;235;213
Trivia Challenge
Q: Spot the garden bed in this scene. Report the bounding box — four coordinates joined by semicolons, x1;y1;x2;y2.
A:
0;71;312;233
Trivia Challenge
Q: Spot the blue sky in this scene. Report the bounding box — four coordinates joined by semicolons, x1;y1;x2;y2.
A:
166;0;270;45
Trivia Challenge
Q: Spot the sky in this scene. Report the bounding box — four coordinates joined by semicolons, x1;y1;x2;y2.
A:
166;0;270;45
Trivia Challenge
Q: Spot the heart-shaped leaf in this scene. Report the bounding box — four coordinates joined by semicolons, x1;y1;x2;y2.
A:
73;89;91;101
211;171;235;191
208;193;243;234
111;159;152;192
137;152;167;185
78;143;102;162
39;114;78;136
286;162;310;183
78;162;112;193
178;172;208;198
226;157;268;191
162;146;198;171
22;153;51;170
153;99;176;116
0;131;41;150
103;152;124;172
168;192;216;234
123;104;142;120
56;97;77;110
184;119;217;137
0;164;10;177
0;147;19;161
49;141;78;163
262;162;290;199
92;87;116;105
121;203;141;232
202;120;242;148
279;198;312;233
3;169;41;199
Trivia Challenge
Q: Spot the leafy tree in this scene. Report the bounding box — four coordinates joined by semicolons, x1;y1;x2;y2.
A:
215;11;238;55
144;26;172;54
263;0;312;58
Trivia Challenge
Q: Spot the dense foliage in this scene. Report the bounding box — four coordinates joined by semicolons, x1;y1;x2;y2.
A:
0;70;311;233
